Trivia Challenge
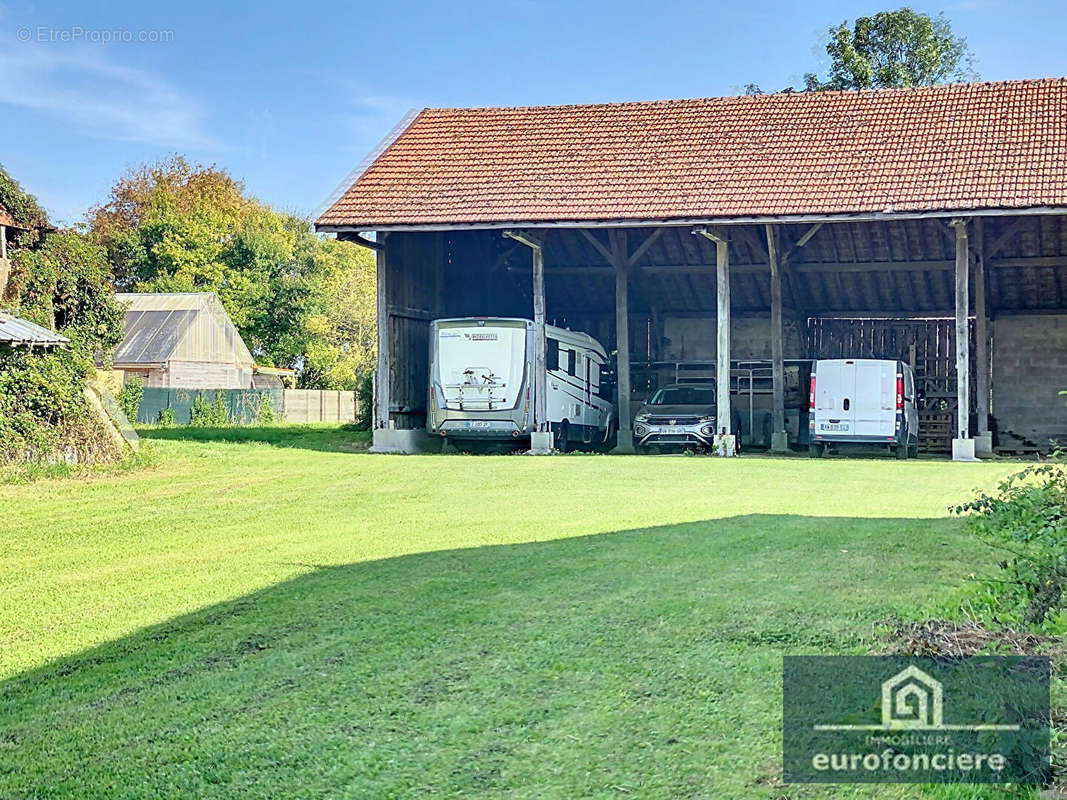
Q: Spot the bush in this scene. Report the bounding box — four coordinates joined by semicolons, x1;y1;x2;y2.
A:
157;407;176;427
257;395;275;424
355;370;373;431
189;391;231;426
117;378;143;423
953;463;1067;630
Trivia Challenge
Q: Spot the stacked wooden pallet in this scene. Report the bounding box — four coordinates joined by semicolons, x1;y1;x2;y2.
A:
918;412;953;453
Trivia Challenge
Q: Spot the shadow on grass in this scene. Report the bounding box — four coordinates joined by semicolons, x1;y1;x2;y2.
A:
0;514;987;799
137;424;372;452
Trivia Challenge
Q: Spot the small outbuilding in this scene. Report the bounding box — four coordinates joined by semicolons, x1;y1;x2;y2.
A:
0;311;69;349
113;292;254;389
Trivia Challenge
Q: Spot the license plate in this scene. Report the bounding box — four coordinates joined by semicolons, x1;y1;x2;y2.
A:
821;423;848;431
464;420;491;429
656;426;684;434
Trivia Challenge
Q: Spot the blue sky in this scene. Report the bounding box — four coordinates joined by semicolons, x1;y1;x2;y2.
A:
0;0;1062;225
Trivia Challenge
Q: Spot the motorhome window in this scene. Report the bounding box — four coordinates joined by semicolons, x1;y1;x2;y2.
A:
547;338;559;371
649;386;716;405
590;362;601;396
567;350;577;376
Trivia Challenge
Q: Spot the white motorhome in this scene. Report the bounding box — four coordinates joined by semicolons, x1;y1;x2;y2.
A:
808;358;919;458
427;317;615;451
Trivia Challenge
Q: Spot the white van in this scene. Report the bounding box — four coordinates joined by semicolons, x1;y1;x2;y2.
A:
808;359;919;458
427;317;615;451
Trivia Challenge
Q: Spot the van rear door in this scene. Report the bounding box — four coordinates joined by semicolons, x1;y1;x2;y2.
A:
815;359;853;434
853;359;897;437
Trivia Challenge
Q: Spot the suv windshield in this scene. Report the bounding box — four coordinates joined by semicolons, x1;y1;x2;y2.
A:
649;386;715;405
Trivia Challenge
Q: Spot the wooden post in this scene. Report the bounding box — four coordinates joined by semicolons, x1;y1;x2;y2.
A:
766;224;787;451
531;242;548;433
503;230;551;451
974;219;990;439
375;232;391;430
950;219;973;460
715;232;732;435
0;224;7;260
610;230;634;452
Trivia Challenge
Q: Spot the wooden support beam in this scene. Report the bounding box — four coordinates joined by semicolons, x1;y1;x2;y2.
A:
985;218;1027;259
578;228;613;263
610;229;634;452
782;222;824;263
974;219;990;437
340;231;384;251
766;224;787;450
950;218;971;449
504;231;547;433
626;227;664;268
693;227;732;436
374;232;391;429
0;224;7;261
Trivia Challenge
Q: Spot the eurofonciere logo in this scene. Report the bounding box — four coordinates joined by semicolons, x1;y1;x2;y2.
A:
783;656;1049;784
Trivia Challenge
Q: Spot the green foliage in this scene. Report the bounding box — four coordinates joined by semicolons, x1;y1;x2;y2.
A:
0;163;48;238
189;390;230;427
89;157;377;389
257;394;275;424
810;8;976;91
157;407;176;427
117;378;144;423
1;225;125;462
354;369;373;430
953;463;1067;630
7;231;125;358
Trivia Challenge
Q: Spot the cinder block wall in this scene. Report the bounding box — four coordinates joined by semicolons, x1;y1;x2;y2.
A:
993;314;1067;445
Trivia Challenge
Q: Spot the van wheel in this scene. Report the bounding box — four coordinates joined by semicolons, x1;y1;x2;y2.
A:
809;443;825;459
556;421;570;453
896;442;908;460
909;443;919;459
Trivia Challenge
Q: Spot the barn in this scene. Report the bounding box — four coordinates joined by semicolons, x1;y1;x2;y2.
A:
113;292;255;389
315;78;1067;459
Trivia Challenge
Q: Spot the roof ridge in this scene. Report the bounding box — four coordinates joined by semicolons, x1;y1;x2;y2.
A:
419;77;1067;115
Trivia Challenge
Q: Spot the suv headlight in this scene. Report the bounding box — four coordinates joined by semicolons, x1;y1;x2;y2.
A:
699;415;715;422
635;413;650;423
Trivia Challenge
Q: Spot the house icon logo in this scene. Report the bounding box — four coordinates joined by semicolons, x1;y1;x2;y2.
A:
883;665;943;729
814;664;1019;732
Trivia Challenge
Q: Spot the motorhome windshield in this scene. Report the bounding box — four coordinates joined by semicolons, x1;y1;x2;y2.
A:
649;386;715;405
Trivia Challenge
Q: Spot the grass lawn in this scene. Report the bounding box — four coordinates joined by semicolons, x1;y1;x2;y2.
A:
0;426;1038;798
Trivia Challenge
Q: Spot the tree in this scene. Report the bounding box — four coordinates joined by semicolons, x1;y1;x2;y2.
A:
88;157;377;389
810;8;976;91
0;165;127;460
744;8;976;95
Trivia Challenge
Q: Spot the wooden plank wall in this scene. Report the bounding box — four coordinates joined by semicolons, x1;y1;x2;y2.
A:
281;390;358;423
806;317;976;451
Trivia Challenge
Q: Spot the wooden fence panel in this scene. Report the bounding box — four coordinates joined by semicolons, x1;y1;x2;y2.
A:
281;390;359;423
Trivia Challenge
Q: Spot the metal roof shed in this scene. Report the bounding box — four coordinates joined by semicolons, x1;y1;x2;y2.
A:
0;312;69;348
114;293;254;389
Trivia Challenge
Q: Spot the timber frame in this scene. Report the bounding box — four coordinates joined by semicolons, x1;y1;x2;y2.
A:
343;210;1067;459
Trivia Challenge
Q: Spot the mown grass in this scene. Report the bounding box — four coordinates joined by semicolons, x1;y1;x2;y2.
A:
0;427;1040;798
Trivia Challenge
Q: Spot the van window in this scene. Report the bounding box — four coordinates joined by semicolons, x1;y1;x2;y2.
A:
547;338;559;371
590;362;601;396
567;350;577;376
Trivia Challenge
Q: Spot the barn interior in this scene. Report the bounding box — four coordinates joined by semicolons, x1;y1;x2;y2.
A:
346;211;1067;456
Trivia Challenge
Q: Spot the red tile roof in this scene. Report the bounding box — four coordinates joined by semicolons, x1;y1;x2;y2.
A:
316;79;1067;230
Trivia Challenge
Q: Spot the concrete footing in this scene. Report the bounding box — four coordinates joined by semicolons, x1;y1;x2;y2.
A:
612;431;635;454
371;428;438;454
770;430;790;453
974;432;993;457
528;431;554;454
952;438;979;462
